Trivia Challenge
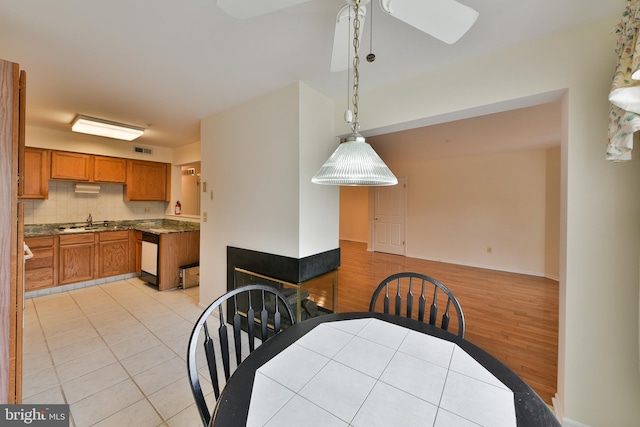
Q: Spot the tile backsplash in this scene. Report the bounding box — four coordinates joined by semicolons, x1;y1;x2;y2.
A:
22;181;167;225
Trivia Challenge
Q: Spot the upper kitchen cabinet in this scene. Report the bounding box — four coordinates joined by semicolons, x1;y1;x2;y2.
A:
19;147;49;199
50;151;91;181
93;155;126;183
125;159;170;201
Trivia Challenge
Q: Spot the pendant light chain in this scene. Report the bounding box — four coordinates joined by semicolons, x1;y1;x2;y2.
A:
352;0;361;133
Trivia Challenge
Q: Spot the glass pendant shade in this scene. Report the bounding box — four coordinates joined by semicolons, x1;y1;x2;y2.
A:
312;133;398;186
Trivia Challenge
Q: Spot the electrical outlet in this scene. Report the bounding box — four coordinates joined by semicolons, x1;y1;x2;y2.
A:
144;207;151;213
203;212;208;222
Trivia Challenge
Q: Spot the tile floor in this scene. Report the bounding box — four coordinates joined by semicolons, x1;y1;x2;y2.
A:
22;277;209;426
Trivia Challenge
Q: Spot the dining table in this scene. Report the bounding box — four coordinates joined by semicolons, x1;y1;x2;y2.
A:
210;312;560;427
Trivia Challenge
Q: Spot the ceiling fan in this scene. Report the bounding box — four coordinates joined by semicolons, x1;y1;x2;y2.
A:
217;0;479;72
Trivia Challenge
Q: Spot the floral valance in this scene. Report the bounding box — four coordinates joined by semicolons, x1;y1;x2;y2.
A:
607;0;640;161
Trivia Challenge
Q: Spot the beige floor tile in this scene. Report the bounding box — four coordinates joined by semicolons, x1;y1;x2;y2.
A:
148;377;197;421
166;404;204;427
92;398;163;427
22;385;66;405
56;347;117;383
62;362;129;404
41;316;93;337
70;379;143;427
85;306;130;327
120;344;176;377
133;356;187;396
152;319;194;343
108;332;163;360
139;311;184;332
163;334;190;360
45;324;101;351
22;366;60;399
49;335;107;366
23;281;207;425
99;321;150;346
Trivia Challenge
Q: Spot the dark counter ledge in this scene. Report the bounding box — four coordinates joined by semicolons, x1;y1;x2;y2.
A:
24;218;200;238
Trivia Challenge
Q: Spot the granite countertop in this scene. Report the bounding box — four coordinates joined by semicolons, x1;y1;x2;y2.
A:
24;218;200;238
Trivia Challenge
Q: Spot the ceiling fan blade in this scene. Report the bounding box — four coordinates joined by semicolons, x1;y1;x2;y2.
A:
380;0;478;44
330;5;367;72
217;0;315;19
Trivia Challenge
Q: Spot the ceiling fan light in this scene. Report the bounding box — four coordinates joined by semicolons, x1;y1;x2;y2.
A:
312;133;398;186
71;115;145;141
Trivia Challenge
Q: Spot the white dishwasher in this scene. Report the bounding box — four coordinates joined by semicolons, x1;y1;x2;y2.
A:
140;232;159;285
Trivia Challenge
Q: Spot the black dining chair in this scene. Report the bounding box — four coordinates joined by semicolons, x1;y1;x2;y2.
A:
187;284;297;426
369;272;466;338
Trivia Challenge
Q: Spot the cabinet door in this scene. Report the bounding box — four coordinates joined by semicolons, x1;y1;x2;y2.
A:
19;147;49;199
59;233;95;285
59;243;94;284
98;231;130;277
24;235;57;291
93;156;126;183
50;151;92;181
125;160;170;201
99;239;129;277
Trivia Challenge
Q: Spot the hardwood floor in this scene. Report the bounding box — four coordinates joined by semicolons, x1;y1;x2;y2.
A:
336;240;558;405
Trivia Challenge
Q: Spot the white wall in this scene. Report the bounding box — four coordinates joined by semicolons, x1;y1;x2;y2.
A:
199;82;337;305
335;14;639;427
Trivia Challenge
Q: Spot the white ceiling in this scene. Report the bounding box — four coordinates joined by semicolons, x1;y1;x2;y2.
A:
0;0;623;149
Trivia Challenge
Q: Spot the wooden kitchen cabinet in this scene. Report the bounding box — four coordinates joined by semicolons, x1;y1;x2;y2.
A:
19;147;49;199
58;233;96;285
93;155;126;183
125;159;170;201
50;151;92;181
24;236;57;291
98;230;129;277
158;231;199;291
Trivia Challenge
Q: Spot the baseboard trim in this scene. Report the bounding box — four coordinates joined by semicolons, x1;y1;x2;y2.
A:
552;393;591;427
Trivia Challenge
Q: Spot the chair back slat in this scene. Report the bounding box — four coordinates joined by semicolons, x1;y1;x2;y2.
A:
246;305;255;352
218;318;231;381
406;277;414;318
202;322;221;398
418;293;426;322
394;279;403;315
429;287;438;326
383;286;390;314
232;311;242;365
441;299;452;331
187;284;297;427
369;272;465;339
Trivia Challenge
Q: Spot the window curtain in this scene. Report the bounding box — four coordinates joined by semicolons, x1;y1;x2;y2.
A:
608;0;640;162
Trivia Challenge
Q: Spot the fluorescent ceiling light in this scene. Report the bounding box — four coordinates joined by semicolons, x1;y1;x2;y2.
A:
71;115;145;141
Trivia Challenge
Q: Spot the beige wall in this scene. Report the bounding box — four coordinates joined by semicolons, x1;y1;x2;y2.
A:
339;147;560;278
387;148;554;276
545;147;561;279
339;186;369;243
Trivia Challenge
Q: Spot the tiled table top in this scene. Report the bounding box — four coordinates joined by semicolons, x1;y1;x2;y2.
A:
246;318;516;427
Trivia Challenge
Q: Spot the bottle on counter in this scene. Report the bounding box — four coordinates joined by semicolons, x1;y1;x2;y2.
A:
175;201;181;215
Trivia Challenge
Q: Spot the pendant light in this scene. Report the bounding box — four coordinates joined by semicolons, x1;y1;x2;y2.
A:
312;0;397;186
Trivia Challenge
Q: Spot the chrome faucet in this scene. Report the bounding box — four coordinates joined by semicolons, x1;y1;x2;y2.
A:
87;213;92;228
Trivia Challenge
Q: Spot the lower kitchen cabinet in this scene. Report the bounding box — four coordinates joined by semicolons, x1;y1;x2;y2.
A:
24;236;57;291
158;231;199;291
58;233;96;285
98;230;130;277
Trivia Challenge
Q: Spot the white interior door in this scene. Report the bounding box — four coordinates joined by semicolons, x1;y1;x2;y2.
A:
373;177;406;255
